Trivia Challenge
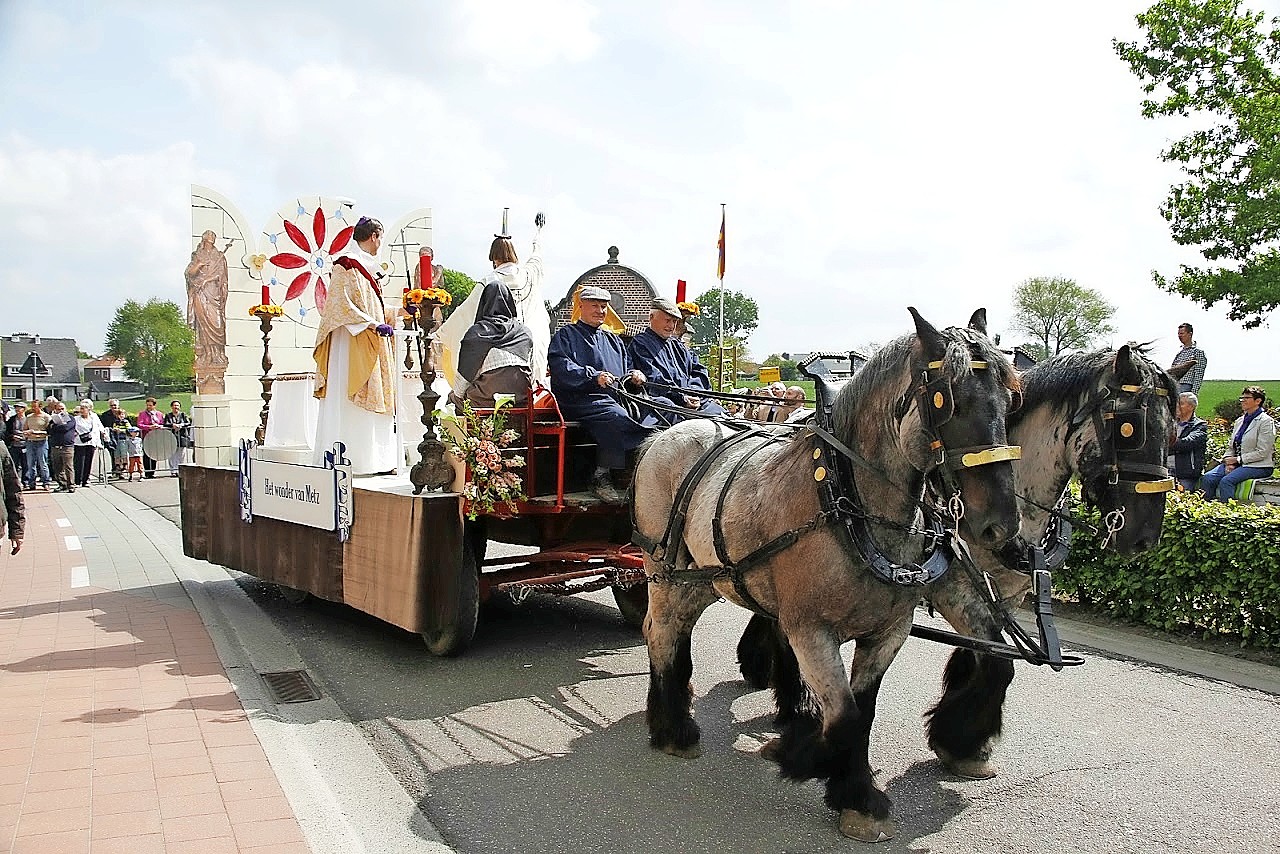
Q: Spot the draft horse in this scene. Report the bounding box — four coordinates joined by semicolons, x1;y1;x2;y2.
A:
632;308;1022;842
738;344;1180;784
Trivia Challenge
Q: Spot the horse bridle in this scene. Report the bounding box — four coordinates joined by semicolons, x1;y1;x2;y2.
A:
1069;379;1175;496
915;357;1023;503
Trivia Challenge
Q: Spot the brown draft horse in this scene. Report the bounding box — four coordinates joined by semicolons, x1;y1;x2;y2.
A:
633;308;1021;842
737;344;1179;797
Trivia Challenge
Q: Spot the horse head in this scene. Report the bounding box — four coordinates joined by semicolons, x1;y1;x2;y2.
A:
1058;343;1178;553
904;307;1021;548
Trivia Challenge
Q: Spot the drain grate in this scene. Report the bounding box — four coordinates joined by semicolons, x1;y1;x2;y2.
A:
260;670;321;703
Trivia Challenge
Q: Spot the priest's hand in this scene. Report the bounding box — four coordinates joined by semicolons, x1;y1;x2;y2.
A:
596;371;616;388
628;370;646;386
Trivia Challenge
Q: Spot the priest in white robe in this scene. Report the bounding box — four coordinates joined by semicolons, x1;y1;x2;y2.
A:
312;216;399;474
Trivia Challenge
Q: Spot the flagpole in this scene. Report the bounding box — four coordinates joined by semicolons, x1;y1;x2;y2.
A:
717;203;726;391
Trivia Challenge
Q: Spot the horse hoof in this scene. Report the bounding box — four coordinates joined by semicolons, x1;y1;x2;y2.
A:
758;737;781;762
838;809;895;843
935;748;998;780
661;743;702;760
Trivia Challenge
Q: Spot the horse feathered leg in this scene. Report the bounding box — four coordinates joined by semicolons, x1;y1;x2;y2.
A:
773;628;901;843
644;578;718;759
925;646;1013;779
924;572;1019;779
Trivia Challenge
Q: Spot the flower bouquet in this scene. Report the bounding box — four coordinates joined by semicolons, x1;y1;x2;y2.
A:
438;395;526;520
402;287;453;315
676;301;700;316
249;304;284;317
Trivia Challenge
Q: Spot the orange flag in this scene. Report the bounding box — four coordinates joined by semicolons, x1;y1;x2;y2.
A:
716;206;726;280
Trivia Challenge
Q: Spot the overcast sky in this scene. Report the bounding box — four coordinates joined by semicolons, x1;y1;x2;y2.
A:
1;0;1275;378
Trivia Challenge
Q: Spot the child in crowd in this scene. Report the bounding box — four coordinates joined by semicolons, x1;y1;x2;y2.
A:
126;427;144;481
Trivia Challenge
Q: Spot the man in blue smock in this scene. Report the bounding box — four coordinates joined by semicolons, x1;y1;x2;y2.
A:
628;298;725;421
548;286;658;502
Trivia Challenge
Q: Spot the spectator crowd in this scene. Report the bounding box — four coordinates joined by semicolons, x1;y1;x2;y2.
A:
2;397;192;493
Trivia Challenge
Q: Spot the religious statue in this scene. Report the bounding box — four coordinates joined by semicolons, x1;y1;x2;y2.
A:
185;230;230;395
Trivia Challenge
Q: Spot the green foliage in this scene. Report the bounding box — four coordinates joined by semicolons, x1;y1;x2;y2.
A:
762;354;800;381
438;268;478;320
1115;1;1280;327
1213;397;1243;422
687;288;760;347
1009;276;1116;355
1059;491;1280;647
104;299;195;395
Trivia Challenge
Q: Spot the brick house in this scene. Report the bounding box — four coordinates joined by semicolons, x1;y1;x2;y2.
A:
551;246;661;338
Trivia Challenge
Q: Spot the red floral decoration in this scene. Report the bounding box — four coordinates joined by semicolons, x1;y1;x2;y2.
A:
266;205;355;313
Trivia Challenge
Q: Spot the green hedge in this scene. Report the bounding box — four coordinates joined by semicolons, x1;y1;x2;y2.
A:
1057;491;1280;648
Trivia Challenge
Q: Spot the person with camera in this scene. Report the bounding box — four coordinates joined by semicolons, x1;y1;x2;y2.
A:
72;400;107;488
162;400;192;476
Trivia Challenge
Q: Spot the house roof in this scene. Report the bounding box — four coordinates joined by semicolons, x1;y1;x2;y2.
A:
85;356;126;369
1;334;82;386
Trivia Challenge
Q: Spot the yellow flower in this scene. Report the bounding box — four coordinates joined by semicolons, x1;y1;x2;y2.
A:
677;301;700;316
249;304;284;317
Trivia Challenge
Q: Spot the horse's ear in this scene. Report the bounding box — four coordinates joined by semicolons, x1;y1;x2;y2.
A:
908;306;945;357
1167;360;1194;380
968;308;988;335
1113;343;1141;384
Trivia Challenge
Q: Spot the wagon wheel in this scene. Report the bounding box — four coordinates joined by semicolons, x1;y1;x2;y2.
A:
421;539;480;657
611;583;648;629
276;584;310;605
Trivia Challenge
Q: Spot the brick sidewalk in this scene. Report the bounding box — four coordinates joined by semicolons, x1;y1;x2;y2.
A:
0;488;311;853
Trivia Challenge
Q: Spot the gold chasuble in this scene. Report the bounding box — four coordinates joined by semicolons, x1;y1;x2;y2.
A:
313;262;395;413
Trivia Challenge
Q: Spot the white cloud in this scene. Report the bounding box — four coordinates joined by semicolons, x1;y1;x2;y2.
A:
453;0;601;80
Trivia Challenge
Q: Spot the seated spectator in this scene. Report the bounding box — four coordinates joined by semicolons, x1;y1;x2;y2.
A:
780;386;814;423
548;285;658;503
1168;392;1208;492
1200;385;1276;502
448;275;534;410
628;298;725;421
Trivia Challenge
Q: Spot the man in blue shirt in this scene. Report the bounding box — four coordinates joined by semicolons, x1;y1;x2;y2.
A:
548;286;658;502
629;298;725;422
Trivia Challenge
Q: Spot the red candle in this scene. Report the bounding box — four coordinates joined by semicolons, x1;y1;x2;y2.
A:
261;284;271;305
419;251;433;289
676;279;687;303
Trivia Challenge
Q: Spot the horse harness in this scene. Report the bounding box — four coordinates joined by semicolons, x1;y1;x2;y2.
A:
632;356;1021;618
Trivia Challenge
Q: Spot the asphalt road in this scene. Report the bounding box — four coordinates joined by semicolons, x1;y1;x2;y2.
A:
117;478;1280;853
235;573;1278;854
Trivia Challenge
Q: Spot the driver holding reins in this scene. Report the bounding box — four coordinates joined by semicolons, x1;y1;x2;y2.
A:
547;286;659;503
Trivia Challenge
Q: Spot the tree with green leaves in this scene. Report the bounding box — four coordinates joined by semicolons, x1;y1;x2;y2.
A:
687;288;760;347
104;299;195;394
1010;276;1116;356
438;268;478;320
1115;0;1280;327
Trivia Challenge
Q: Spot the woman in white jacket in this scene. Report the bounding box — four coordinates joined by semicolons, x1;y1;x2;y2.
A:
72;400;107;488
1200;385;1277;501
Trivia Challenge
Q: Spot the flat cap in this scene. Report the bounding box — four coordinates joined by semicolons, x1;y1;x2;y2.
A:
652;297;682;319
579;285;611;301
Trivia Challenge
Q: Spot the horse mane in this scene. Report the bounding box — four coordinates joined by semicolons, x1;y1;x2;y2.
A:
1012;344;1176;427
830;324;1018;441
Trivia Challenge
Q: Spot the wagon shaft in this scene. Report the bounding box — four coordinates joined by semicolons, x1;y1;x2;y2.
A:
486;544;647;600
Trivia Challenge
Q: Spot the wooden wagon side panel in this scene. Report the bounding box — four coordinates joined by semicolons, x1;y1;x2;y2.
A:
341;489;464;635
179;466;344;602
